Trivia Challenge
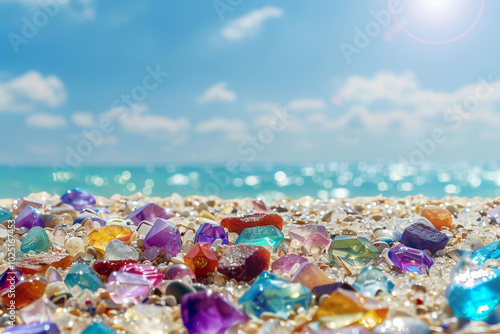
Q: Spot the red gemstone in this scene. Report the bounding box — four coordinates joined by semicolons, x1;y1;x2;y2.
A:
184;243;218;278
217;244;270;282
220;214;283;235
93;259;137;277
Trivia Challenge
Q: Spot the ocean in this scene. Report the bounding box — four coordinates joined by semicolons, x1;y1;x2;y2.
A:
1;161;499;200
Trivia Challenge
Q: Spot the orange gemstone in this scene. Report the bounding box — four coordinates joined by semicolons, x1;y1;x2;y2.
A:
421;205;453;230
184;243;218;277
220;214;283;234
88;225;133;255
16;253;72;275
2;275;47;309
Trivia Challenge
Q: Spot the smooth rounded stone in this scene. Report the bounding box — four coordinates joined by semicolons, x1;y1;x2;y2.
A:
49;205;78;219
15;205;43;230
374;317;430;334
421;205;453;230
60;188;96;210
65;237;85;257
217;244;271;282
21;226;50;254
165;280;196;303
44;213;73;228
165;264;196;280
400;222;449;255
191;283;208;292
221;213;284;235
104;239;139;261
0;208;13;223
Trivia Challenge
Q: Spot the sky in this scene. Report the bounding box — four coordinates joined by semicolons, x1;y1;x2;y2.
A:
1;0;499;167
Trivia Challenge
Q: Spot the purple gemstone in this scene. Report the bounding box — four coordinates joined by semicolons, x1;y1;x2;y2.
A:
15;205;43;229
0;268;22;291
181;291;247;334
119;263;163;286
195;223;229;245
289;225;330;251
60;189;96;211
74;214;106;227
165;264;196;280
142;246;161;261
400;222;449;255
271;254;308;274
311;282;354;298
388;245;434;274
3;322;60;334
107;271;151;304
12;197;44;215
144;218;182;256
127;203;175;226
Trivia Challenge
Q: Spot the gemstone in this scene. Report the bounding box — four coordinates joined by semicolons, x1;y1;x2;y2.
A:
271;254;308;274
2;275;48;309
421;205;453;230
82;322;116;334
74;214;106;227
289;225;330;251
144;218;182;256
60;188;96;210
290;262;332;290
181;291;247;334
104;239;139;261
235;225;284;250
17;253;72;275
184;243;218;278
0;207;13;223
121;304;174;333
119;263;163;286
15;205;43;229
93;260;137;277
64;263;105;292
400;222;449;255
12;197;44;215
195;223;229;245
0;268;22;291
388;245;434;274
127;203;175;225
374;317;430;334
313;288;388;329
217;244;270;282
353;265;395;297
141;246;162;261
220;213;283;235
471;239;500;266
107;271;151;304
239;271;312;320
311;282;354;299
328;236;379;269
18;297;57;324
252;200;267;213
3;322;60;334
20;226;50;254
164;264;196;280
88;225;133;255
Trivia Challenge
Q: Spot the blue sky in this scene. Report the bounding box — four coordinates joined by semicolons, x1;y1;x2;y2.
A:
1;0;499;166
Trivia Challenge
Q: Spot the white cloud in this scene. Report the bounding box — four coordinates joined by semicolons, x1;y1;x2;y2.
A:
222;6;283;40
287;98;327;111
198;82;236;104
195;118;248;141
72;111;96;127
26;113;67;128
0;71;66;112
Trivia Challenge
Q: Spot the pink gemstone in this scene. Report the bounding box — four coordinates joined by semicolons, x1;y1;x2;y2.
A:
119;263;163;286
107;271;151;304
289;225;330;251
271;254;308;274
290;262;332;290
487;205;500;219
252;200;267;213
12;197;44;215
165;264;196;280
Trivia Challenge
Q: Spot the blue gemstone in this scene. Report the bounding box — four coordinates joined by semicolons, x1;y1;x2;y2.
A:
235;225;284;250
21;226;50;254
0;208;13;223
353;265;395;297
64;263;105;292
81;322;116;334
195;223;229;245
471;240;500;266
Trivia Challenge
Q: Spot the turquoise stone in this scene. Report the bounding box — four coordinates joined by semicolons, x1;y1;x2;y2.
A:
353;265;394;297
239;271;311;320
0;208;13;223
235;225;284;250
471;240;500;266
20;226;50;254
82;322;116;334
64;263;105;292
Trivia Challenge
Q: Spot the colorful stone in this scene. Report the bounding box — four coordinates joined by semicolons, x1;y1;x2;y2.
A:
74;214;106;227
15;205;43;229
104;239;139;261
164;264;196;280
311;282;354;299
181;291;247;334
184;243;218;278
0;207;13;223
353;265;394;297
421;205;453;230
271;254;308;274
144;218;182;256
88;225;133;255
64;263;105;292
235;225;284;250
20;226;50;254
400;222;449;255
107;271;151;304
12;197;44;215
127;203;175;225
221;213;283;235
82;322;116;334
217;244;270;282
388;245;434;274
239;271;311;320
2;275;48;309
0;268;22;291
3;322;60;334
290;262;332;290
195;223;229;245
93;259;137;277
471;239;500;266
119;263;163;286
328;236;379;269
289;225;330;251
60;188;96;210
17;253;72;275
18;297;57;324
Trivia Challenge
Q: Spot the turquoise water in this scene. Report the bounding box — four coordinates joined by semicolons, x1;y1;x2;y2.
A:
1;161;500;200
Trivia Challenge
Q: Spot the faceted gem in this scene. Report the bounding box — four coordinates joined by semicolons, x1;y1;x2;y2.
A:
144;218;182;256
164;264;196;280
239;271;312;320
328;236;379;269
184;243;218;278
104;239;139;261
107;271;151;304
221;213;283;235
353;265;395;297
74;214;106;227
181;291;247;334
374;317;430;334
2;275;48;309
311;282;354;299
88;225;133;255
64;263;105;292
388;245;434;274
252;199;267;213
15;205;43;229
0;268;22;291
82;322;116;334
289;225;330;251
3;322;60;334
271;254;308;274
12;197;44;215
217;244;270;282
313;288;388;329
60;188;96;210
471;239;500;266
195;223;229;245
17;253;72;275
421;205;453;230
20;226;50;254
0;207;13;223
119;263;163;286
19;297;57;324
291;262;332;290
127;203;175;225
93;260;137;277
235;225;284;250
401;222;449;255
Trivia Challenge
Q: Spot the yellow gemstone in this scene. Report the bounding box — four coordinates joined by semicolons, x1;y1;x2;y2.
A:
88;225;133;255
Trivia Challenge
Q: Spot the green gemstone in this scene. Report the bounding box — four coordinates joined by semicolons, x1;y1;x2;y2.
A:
235;225;284;250
0;208;13;223
20;226;50;254
64;263;105;292
328;236;379;268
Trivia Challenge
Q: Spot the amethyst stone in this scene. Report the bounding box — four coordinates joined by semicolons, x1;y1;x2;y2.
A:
127;203;175;226
271;254;308;274
15;205;43;229
181;291;247;334
0;268;22;291
401;222;449;255
144;218;182;256
60;189;96;211
195;223;229;245
3;322;60;333
388;245;434;274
